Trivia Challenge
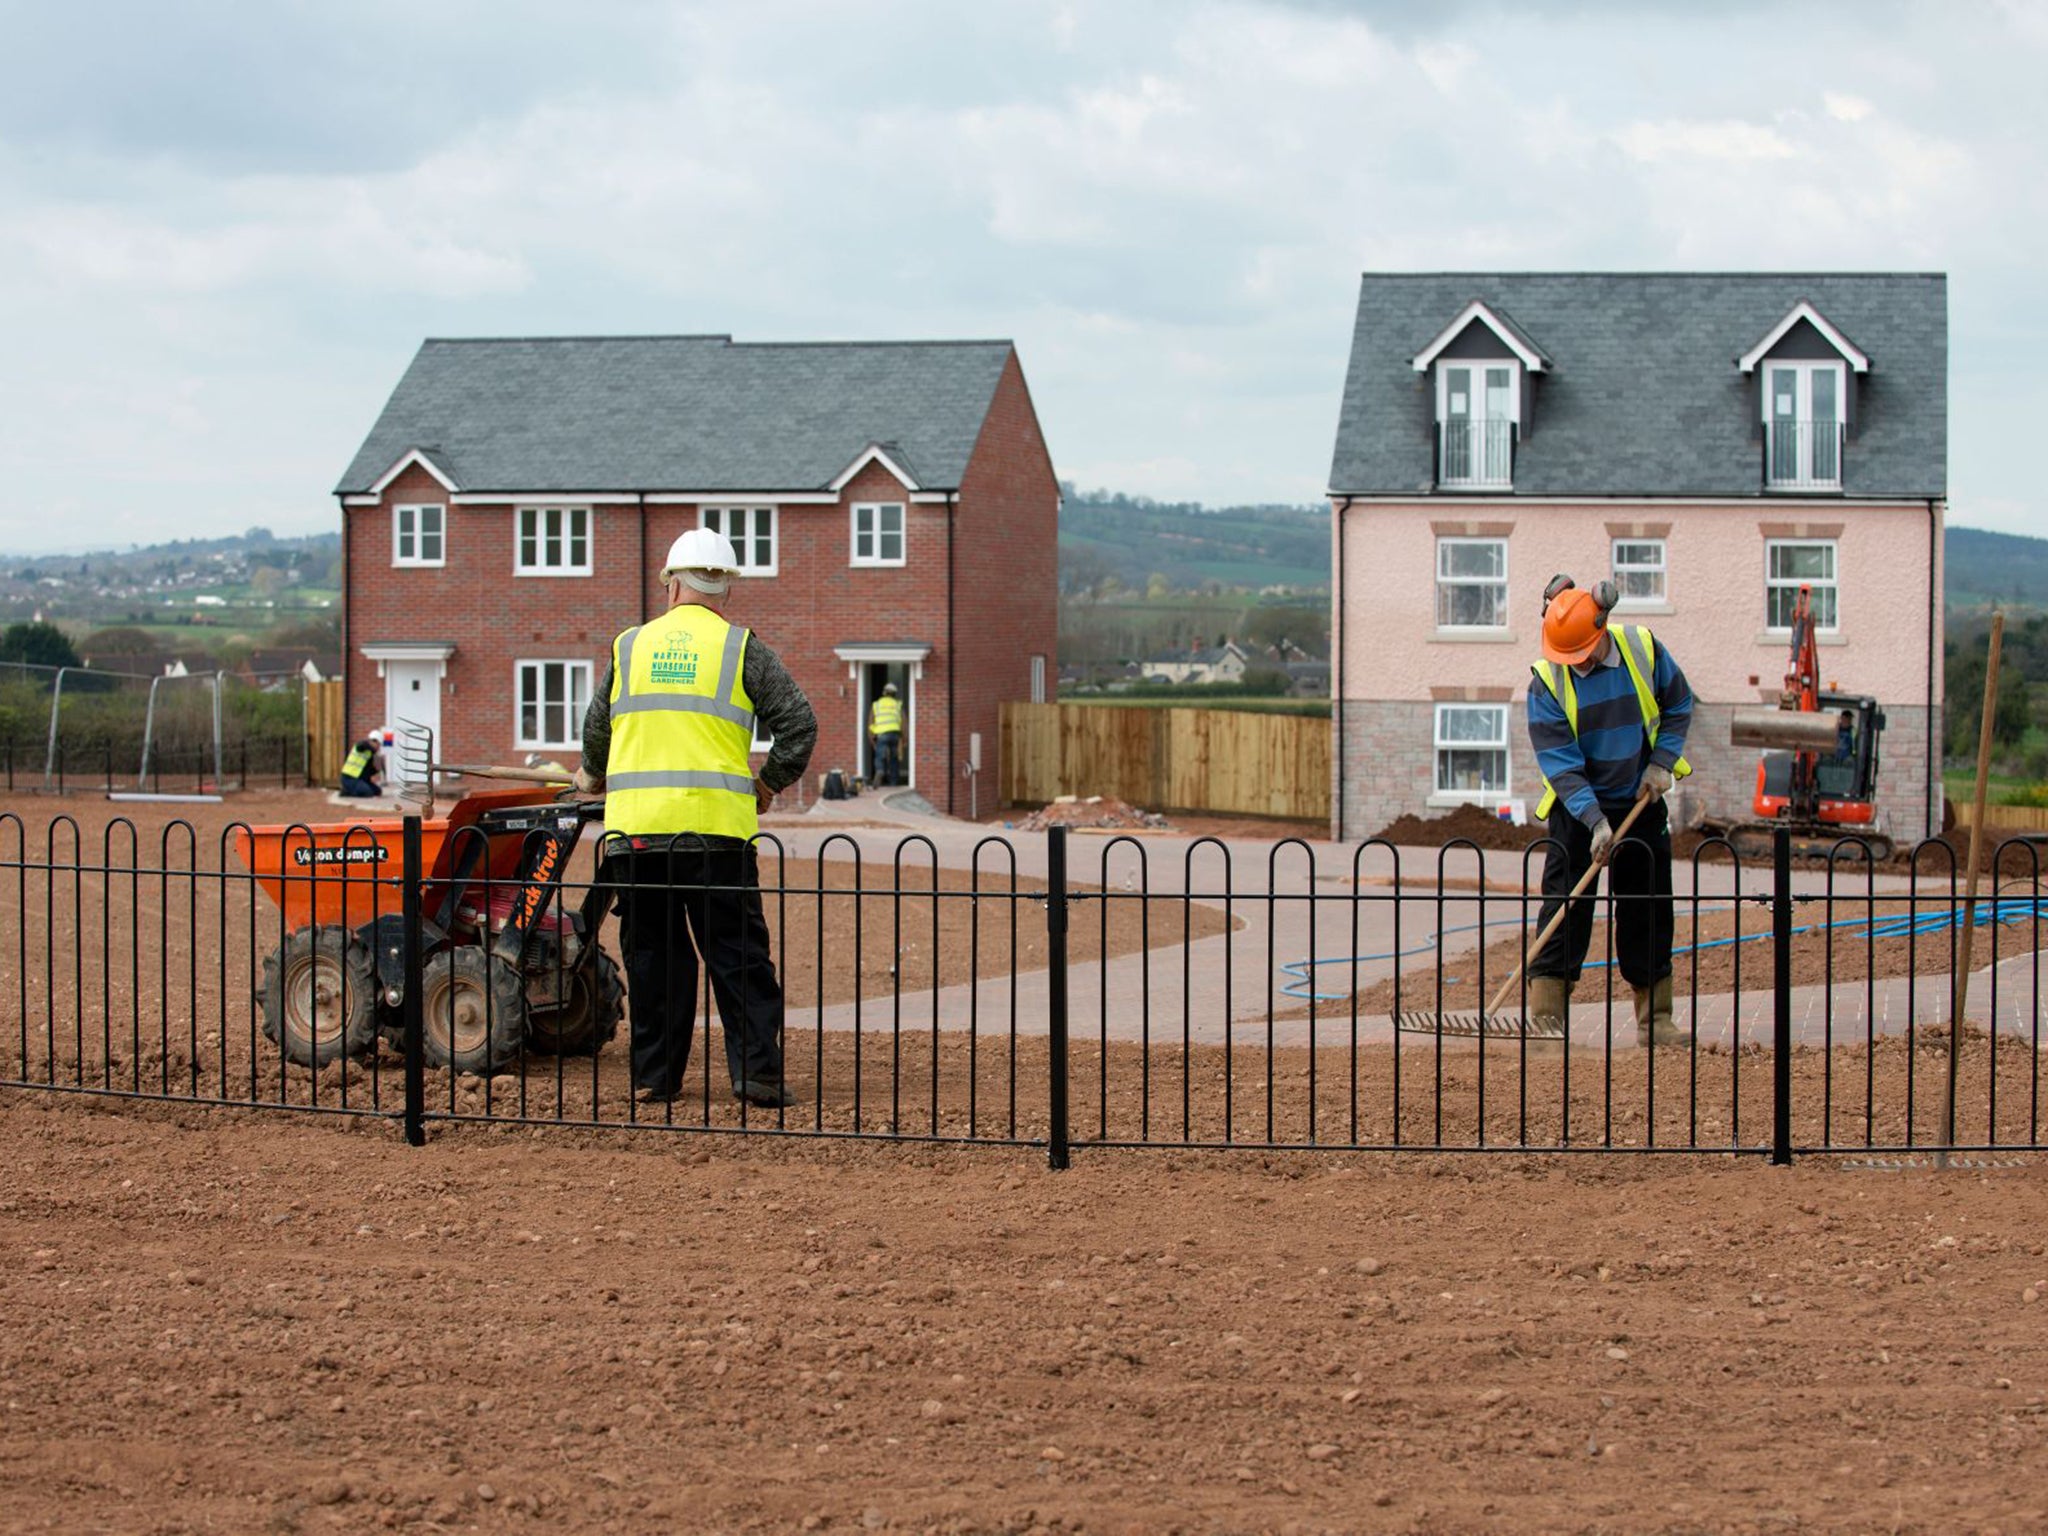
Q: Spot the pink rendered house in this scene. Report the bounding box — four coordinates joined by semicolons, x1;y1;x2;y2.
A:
1327;273;1946;843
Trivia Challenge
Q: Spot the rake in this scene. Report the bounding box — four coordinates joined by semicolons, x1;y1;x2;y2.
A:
1395;790;1652;1040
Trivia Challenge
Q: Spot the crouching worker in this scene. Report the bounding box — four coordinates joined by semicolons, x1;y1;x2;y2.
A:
577;528;818;1109
1525;575;1694;1047
338;735;384;798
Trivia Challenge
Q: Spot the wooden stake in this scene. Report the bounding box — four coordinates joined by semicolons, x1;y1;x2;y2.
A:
1940;610;2004;1163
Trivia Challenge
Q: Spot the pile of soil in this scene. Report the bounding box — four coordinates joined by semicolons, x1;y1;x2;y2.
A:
1015;795;1171;833
1367;802;1540;850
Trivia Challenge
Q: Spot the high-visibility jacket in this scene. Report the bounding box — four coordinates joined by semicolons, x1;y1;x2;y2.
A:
340;743;375;781
1529;623;1691;820
869;694;902;735
602;606;758;840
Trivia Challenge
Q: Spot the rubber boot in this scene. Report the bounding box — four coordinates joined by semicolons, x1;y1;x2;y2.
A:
1634;976;1686;1046
1524;974;1571;1046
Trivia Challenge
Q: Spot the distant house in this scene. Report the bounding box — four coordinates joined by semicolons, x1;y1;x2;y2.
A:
1326;271;1945;840
335;333;1057;807
243;649;342;688
1141;640;1251;685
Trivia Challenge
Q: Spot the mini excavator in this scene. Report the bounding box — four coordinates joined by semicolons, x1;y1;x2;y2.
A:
1717;582;1891;861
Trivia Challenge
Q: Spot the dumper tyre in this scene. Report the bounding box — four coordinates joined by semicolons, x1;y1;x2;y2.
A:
260;925;380;1068
419;948;529;1077
525;949;624;1057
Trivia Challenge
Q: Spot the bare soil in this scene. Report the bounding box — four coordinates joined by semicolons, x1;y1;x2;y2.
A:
4;1075;2048;1536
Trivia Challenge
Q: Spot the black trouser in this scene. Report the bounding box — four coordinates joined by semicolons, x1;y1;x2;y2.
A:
871;731;901;786
603;838;786;1097
1529;796;1673;989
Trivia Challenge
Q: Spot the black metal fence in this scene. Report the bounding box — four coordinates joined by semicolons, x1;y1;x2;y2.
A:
1;809;2042;1166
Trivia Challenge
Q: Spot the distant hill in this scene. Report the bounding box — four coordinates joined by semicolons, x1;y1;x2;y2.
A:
1946;525;2048;614
1060;486;1327;594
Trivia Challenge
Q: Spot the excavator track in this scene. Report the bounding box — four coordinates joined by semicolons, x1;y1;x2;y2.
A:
1718;822;1892;865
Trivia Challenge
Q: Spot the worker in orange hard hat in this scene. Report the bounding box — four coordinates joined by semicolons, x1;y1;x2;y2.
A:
1525;573;1696;1048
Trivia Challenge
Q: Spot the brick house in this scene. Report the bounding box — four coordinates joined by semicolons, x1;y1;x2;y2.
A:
335;335;1057;810
1327;273;1946;842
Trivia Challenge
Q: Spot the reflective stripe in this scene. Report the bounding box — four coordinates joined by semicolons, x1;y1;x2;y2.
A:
1530;624;1690;819
607;769;757;795
341;746;373;778
611;691;756;728
611;626;643;703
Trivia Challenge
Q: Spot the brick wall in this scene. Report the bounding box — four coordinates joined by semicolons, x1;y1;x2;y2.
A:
344;351;1058;806
1334;699;1940;845
954;351;1060;814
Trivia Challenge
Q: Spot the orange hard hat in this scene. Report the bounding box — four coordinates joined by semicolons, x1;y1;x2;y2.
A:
1541;587;1608;665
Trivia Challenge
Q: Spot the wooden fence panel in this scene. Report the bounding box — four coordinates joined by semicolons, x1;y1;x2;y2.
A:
1002;702;1330;821
1951;801;2048;833
305;680;347;787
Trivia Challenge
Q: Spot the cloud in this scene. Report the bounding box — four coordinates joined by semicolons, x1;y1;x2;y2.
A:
0;0;2043;550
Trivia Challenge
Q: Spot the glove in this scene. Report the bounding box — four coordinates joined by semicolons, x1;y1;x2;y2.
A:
1587;818;1616;863
1641;763;1674;801
573;766;604;794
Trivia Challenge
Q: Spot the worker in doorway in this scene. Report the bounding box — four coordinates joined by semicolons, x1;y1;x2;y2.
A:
576;527;819;1109
337;735;384;798
868;682;903;787
1525;575;1695;1047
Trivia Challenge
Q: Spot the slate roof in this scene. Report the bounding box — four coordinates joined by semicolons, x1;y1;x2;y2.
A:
337;336;1015;495
1330;273;1946;498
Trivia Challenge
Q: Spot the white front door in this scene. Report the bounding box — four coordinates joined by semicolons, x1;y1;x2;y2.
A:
382;660;442;785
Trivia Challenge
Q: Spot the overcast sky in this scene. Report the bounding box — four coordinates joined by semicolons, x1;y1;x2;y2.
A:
0;0;2038;553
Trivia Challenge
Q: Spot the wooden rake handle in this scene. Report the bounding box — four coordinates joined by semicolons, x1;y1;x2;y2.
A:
1482;789;1654;1021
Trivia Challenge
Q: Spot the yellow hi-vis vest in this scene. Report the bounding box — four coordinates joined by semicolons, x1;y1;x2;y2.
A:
602;606;758;840
340;743;374;780
869;694;902;734
1529;623;1692;820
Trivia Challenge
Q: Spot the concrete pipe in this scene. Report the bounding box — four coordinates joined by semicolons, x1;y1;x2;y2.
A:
1728;709;1844;750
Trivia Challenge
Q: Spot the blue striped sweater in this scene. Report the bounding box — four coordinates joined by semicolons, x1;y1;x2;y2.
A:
1526;634;1692;828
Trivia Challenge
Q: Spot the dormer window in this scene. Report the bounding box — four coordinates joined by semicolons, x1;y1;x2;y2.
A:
1438;362;1518;489
1739;301;1868;493
1411;299;1549;492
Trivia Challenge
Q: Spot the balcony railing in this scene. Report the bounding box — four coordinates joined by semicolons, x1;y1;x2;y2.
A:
1438;418;1514;489
1767;418;1844;491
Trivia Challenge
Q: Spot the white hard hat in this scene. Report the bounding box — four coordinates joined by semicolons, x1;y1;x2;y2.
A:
661;527;742;594
882;682;898;695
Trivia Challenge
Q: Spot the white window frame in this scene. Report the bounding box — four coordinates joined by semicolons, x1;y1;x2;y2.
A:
1433;703;1510;799
1436;360;1519;489
1435;536;1509;631
1764;538;1839;634
514;659;593;750
392;504;445;568
751;719;774;753
514;506;593;576
1611;537;1667;608
1763;360;1847;490
850;502;907;568
1029;654;1048;704
701;506;778;576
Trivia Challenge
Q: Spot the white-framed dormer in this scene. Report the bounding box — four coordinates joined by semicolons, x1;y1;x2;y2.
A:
1740;302;1867;494
1412;300;1547;492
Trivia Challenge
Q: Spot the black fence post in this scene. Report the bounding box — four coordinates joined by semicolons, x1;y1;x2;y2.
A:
1047;822;1071;1171
1772;826;1793;1166
401;815;426;1148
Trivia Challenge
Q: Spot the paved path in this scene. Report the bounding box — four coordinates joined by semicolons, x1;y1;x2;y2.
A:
748;794;2047;1054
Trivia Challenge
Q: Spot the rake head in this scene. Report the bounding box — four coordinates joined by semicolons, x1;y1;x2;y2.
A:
1393;1011;1568;1042
395;719;436;817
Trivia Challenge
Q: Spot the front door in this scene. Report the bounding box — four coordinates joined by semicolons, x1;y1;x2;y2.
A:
382;660;442;785
860;663;913;790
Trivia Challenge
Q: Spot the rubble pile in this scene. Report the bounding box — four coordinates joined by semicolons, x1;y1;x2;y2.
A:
1016;795;1172;832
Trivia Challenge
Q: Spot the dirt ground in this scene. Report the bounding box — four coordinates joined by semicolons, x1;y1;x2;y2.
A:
3;1093;2047;1536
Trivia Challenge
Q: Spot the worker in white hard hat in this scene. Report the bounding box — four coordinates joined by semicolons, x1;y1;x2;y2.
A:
577;525;818;1110
867;680;903;787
